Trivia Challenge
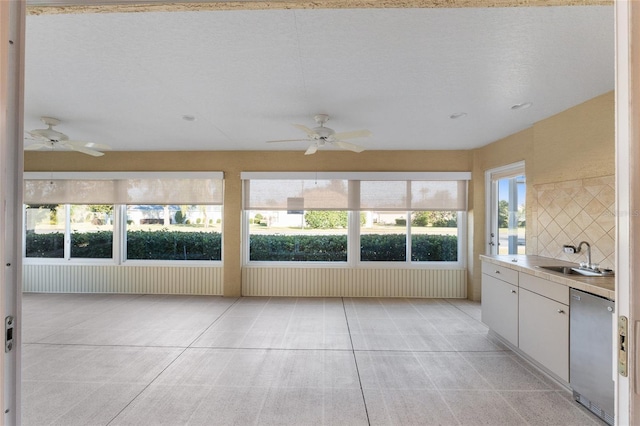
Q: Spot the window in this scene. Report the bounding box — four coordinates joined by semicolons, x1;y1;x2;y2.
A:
244;178;350;262
70;204;114;259
25;204;65;258
242;172;469;266
23;172;224;263
410;211;459;261
126;204;222;261
25;203;114;259
360;210;407;261
248;210;348;262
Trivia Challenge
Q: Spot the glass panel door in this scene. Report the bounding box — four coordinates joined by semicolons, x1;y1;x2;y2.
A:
497;175;526;255
486;162;526;256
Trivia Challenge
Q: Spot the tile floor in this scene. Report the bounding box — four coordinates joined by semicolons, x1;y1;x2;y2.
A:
21;294;603;425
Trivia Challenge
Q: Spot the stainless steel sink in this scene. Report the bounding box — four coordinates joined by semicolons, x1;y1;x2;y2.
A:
537;265;614;277
538;265;576;275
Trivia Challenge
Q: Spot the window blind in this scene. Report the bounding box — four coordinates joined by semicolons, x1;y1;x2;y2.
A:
24;172;224;205
242;172;469;211
243;179;350;211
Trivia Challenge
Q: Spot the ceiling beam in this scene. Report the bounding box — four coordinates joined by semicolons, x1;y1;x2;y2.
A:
27;0;613;16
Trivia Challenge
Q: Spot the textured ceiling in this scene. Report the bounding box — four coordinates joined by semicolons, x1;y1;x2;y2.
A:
24;5;614;152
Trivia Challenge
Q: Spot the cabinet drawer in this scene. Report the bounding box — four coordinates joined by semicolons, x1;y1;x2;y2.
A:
519;273;569;304
482;262;518;285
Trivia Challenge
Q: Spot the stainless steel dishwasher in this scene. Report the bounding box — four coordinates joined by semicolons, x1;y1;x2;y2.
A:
570;288;615;426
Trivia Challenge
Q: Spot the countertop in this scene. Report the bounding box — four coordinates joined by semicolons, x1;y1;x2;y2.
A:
479;254;615;301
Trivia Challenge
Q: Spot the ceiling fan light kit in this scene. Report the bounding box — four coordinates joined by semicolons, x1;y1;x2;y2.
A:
24;116;111;157
267;114;371;155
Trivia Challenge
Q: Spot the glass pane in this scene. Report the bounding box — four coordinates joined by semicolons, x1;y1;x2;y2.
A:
126;205;222;260
70;205;114;258
248;210;347;261
497;175;526;255
360;211;406;261
25;204;65;258
410;211;458;261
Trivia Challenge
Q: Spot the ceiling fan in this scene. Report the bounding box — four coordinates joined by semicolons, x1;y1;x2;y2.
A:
24;116;111;157
267;114;371;155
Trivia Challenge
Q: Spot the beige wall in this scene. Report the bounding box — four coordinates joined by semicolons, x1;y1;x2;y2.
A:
25;150;472;297
24;92;614;299
470;91;615;300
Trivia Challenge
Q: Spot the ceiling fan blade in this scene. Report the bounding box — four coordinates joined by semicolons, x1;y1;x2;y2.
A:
332;129;372;140
266;139;309;143
292;124;318;137
26;130;50;141
24;143;51;151
334;140;366;153
65;140;112;151
60;142;104;157
305;144;318;155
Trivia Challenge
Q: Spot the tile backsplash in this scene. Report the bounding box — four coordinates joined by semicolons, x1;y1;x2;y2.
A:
533;175;615;270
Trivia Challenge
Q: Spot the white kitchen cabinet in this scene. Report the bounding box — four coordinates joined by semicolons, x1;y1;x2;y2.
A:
518;286;570;382
481;272;519;346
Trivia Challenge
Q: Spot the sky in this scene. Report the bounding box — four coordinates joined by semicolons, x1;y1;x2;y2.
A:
498;175;526;208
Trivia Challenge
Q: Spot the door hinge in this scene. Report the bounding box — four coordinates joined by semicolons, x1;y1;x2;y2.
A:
618;316;628;377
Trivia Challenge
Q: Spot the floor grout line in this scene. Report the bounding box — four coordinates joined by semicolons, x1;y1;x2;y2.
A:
23;295;595;425
341;297;371;426
104;297;243;425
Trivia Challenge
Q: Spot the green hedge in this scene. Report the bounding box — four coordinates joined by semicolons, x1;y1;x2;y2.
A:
361;234;407;261
25;231;65;258
250;233;457;262
26;230;222;260
126;230;221;260
411;234;458;261
250;234;348;261
71;231;113;258
26;231;456;262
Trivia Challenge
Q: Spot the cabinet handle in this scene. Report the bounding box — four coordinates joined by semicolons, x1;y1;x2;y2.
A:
494;270;501;274
557;309;565;314
511;290;517;294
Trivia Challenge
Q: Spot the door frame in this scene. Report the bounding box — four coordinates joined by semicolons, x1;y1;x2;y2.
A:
614;1;638;424
0;0;25;424
484;161;525;256
1;1;637;424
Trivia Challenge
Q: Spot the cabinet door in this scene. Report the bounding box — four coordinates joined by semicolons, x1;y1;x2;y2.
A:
519;288;569;382
481;273;518;346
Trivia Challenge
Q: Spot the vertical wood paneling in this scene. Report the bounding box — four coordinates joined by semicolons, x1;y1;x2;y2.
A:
23;265;223;295
242;267;466;298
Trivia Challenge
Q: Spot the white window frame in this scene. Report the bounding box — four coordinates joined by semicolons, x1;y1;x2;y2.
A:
242;171;469;269
23;172;224;266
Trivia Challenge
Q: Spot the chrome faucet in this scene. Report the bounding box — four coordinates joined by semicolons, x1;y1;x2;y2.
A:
576;241;593;270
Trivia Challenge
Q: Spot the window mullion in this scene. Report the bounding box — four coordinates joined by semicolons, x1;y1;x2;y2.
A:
349;180;360;266
406;210;411;263
348;210;360;266
113;204;124;264
64;204;71;260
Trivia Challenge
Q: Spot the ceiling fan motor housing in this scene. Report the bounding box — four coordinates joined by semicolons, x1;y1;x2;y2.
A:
312;126;335;140
30;128;68;141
